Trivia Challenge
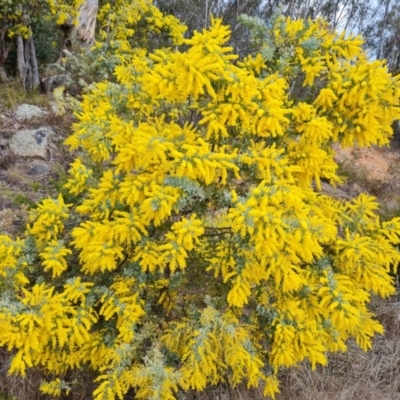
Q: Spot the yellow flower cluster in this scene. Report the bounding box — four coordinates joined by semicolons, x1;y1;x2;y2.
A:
3;0;83;43
0;5;400;400
64;158;93;195
41;240;72;278
27;194;70;245
95;0;185;62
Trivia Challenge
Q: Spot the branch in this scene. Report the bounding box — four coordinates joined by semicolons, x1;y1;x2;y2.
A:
202;226;234;238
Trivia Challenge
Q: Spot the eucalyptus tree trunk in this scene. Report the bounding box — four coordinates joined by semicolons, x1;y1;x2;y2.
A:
73;0;99;47
0;27;11;82
17;35;40;90
377;0;391;60
16;36;24;79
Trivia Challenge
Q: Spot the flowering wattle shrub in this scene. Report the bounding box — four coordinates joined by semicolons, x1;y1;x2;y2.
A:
1;4;400;399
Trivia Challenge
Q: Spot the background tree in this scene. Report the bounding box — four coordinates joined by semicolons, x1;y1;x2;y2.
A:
59;0;186;94
3;0;400;91
155;0;400;72
371;0;400;73
72;0;98;47
0;0;82;88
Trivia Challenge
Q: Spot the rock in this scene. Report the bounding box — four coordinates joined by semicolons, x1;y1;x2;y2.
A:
0;138;9;150
320;182;351;200
9;127;55;159
15;104;48;121
41;74;71;94
27;163;50;176
348;182;364;198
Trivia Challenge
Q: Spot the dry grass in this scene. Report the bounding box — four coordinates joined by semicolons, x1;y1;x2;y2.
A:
0;348;49;400
0;81;49;110
0;348;96;400
171;296;400;400
277;296;400;400
0;151;15;171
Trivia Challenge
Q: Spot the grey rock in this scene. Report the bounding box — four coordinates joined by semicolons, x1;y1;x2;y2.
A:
9;127;55;159
320;182;351;200
0;138;9;150
348;182;364;197
41;74;71;94
15;104;48;121
27;163;50;176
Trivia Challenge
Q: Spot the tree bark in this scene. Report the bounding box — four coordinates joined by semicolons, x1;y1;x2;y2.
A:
17;36;26;81
0;66;8;82
73;0;99;47
17;35;40;90
377;0;391;60
27;36;40;89
0;27;11;83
